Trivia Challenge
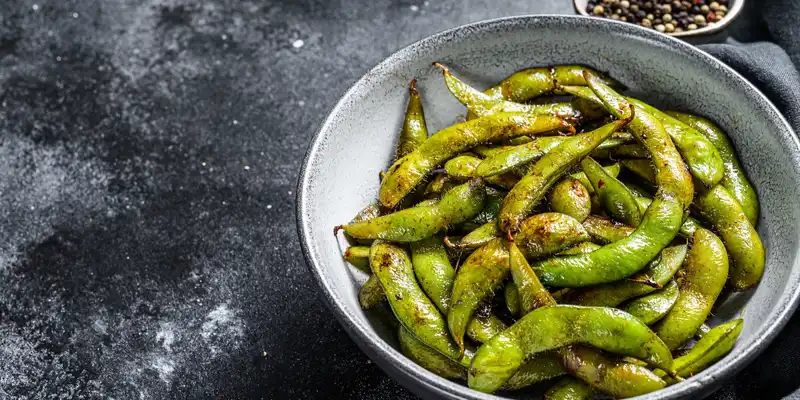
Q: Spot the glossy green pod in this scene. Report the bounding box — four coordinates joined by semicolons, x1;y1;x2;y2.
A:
548;178;591;222
668;112;759;224
560;345;666;398
370;242;460;360
481;65;618;106
544;377;594;400
397;79;429;158
467;305;673;393
505;281;521;317
570;162;622;195
672;319;743;377
499;119;632;233
504;353;567;390
444;155;519;189
559;241;602;255
515;213;591;260
581;156;642;226
410;236;508;344
359;275;385;310
530;74;692;287
398;326;465;379
463;187;506;231
634;195;700;238
582;215;635;244
449;238;509;352
472;144;511;158
476;136;571;177
345;202;382;245
344;246;371;272
379;113;571;208
509;242;555;313
341;181;486;242
654;228;729;350
424;172;458;199
591;143;649;159
566;244;687;307
449;221;499;250
693;184;764;291
621;280;680;325
436;63;585;123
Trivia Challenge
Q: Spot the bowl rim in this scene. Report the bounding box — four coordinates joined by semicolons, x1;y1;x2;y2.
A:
296;14;800;400
573;0;745;38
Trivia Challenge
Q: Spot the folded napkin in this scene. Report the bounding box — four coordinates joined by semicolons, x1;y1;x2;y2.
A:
696;1;800;398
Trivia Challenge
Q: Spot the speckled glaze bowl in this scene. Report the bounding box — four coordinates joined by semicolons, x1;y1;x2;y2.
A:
297;15;800;400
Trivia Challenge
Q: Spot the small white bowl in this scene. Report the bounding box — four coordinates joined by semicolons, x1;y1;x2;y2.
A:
574;0;744;38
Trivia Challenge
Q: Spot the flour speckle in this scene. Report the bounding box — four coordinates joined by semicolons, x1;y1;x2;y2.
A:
150;357;175;384
410;5;419;11
292;39;304;48
201;303;244;356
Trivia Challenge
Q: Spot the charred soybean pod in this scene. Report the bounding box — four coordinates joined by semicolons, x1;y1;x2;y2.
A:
463;187;505;231
370;242;460;360
448;238;509;352
509;242;554;313
444;155;519;189
476;136;571;177
359;275;385;310
505;282;521;317
548;177;591;222
449;221;499;250
515;213;591;260
567;244;687;307
398;326;465;379
340;181;486;242
581;156;642;226
345;202;382;245
668;111;759;224
654;228;729;350
483;65;617;105
410;236;507;343
344;246;371;272
467;305;673;393
621;280;680;325
397;79;429;158
499;118;632;233
582;215;635;244
530;73;693;287
671;319;743;377
544;377;594;400
379;113;571;208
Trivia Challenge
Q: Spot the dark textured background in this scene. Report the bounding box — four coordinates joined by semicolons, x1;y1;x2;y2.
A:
0;0;796;399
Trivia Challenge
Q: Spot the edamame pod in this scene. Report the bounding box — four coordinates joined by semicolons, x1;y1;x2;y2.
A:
566;244;687;307
654;228;729;350
504;353;567;390
560;345;666;398
504;282;521;317
548;177;591;222
424;173;458;199
467;305;673;392
668;112;759;224
621;280;680;325
509;242;556;313
581;156;642;226
359;275;385;309
582;215;635;244
515;213;591;260
379;113;571;208
591;143;649;159
544;377;594;400
448;221;499;250
344;246;371;272
693;184;764;291
476;136;571;177
449;238;509;352
482;65;617;106
559;241;602;255
463;187;505;231
399;326;464;379
444;155;519;189
397;79;429;158
410;236;507;343
671;319;743;377
345;202;382;245
435;63;586;122
531;74;692;287
371;242;460;359
499;119;632;233
570;162;622;195
634;195;700;237
341;181;486;242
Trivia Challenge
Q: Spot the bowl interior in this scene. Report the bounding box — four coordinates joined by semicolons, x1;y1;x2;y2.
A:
298;16;800;400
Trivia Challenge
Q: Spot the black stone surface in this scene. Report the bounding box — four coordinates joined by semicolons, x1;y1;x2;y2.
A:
0;0;793;399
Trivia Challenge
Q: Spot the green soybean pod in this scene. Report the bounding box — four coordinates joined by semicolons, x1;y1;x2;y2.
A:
582;215;635;244
505;281;521;317
371;242;460;360
559;242;602;255
443;155;519;189
341;181;486;242
449;238;509;352
499;119;632;233
566;244;687;307
476;136;571;177
504;352;567;390
668;112;759;224
462;187;506;231
379;112;571;208
634;195;700;238
359;275;385;310
693;185;764;292
548;177;591;222
397;79;429;158
344;246;371;272
448;221;499;251
410;236;507;344
544;377;594;400
654;228;729;350
398;326;465;379
515;213;591;260
559;345;666;398
570;162;622;194
467;305;673;393
621;280;680;325
581;156;642;226
345;202;382;245
672;319;743;377
509;242;556;313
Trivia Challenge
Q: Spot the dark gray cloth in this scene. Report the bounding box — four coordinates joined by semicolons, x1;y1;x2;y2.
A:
696;2;800;398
